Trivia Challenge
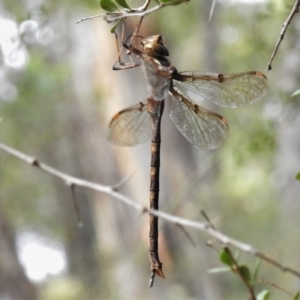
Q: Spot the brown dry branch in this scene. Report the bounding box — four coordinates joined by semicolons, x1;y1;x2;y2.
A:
0;141;300;279
267;0;300;71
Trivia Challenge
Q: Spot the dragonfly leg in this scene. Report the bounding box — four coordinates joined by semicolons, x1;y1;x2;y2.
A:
112;30;141;70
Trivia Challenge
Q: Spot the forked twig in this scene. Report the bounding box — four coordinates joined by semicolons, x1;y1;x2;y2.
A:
200;209;218;247
76;1;189;24
266;0;300;71
200;209;216;230
1;141;300;279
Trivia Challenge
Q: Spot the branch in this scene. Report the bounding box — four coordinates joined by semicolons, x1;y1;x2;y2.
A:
224;247;256;300
266;0;300;71
0;142;141;211
76;0;190;24
0;141;300;279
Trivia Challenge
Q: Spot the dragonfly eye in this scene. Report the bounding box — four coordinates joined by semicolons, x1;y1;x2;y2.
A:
142;40;169;57
141;35;169;57
152;43;169;57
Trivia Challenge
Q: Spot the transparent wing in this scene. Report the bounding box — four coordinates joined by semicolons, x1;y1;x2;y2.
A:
173;71;268;108
106;102;151;146
169;87;228;149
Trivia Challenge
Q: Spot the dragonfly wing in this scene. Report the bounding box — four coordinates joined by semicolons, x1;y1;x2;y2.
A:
173;71;268;108
106;102;151;146
169;87;228;149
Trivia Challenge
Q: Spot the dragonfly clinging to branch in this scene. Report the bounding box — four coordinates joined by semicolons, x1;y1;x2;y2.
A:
106;35;268;286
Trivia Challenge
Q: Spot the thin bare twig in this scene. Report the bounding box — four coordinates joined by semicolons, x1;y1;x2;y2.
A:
0;141;300;279
69;184;83;227
201;209;218;248
200;209;216;230
209;0;216;22
77;1;189;24
266;0;300;71
175;223;196;247
112;170;136;191
257;278;294;296
139;0;152;12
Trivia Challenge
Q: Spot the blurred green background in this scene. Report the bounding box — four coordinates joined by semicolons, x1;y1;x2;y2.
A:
0;0;300;299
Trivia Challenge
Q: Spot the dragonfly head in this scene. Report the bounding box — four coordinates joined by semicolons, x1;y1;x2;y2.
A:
141;35;169;58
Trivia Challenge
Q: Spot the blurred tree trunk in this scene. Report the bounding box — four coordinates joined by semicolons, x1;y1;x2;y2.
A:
37;11;113;297
0;212;37;300
63;12;146;296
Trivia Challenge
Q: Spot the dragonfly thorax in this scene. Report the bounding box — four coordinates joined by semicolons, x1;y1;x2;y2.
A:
141;56;174;100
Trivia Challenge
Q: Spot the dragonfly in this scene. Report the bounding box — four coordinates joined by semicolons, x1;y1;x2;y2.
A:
106;35;268;286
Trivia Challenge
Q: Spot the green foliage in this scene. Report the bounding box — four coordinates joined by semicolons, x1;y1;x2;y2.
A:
99;0;135;12
219;250;251;282
238;265;251;282
291;89;300;97
293;291;300;300
219;249;234;267
115;0;131;9
110;19;122;33
99;0;189;12
296;173;300;181
257;290;271;300
100;0;119;12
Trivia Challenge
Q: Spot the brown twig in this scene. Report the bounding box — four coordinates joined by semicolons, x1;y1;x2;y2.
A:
69;183;83;227
257;278;294;296
200;209;216;230
266;0;300;72
0;141;300;279
224;247;256;300
200;209;218;248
